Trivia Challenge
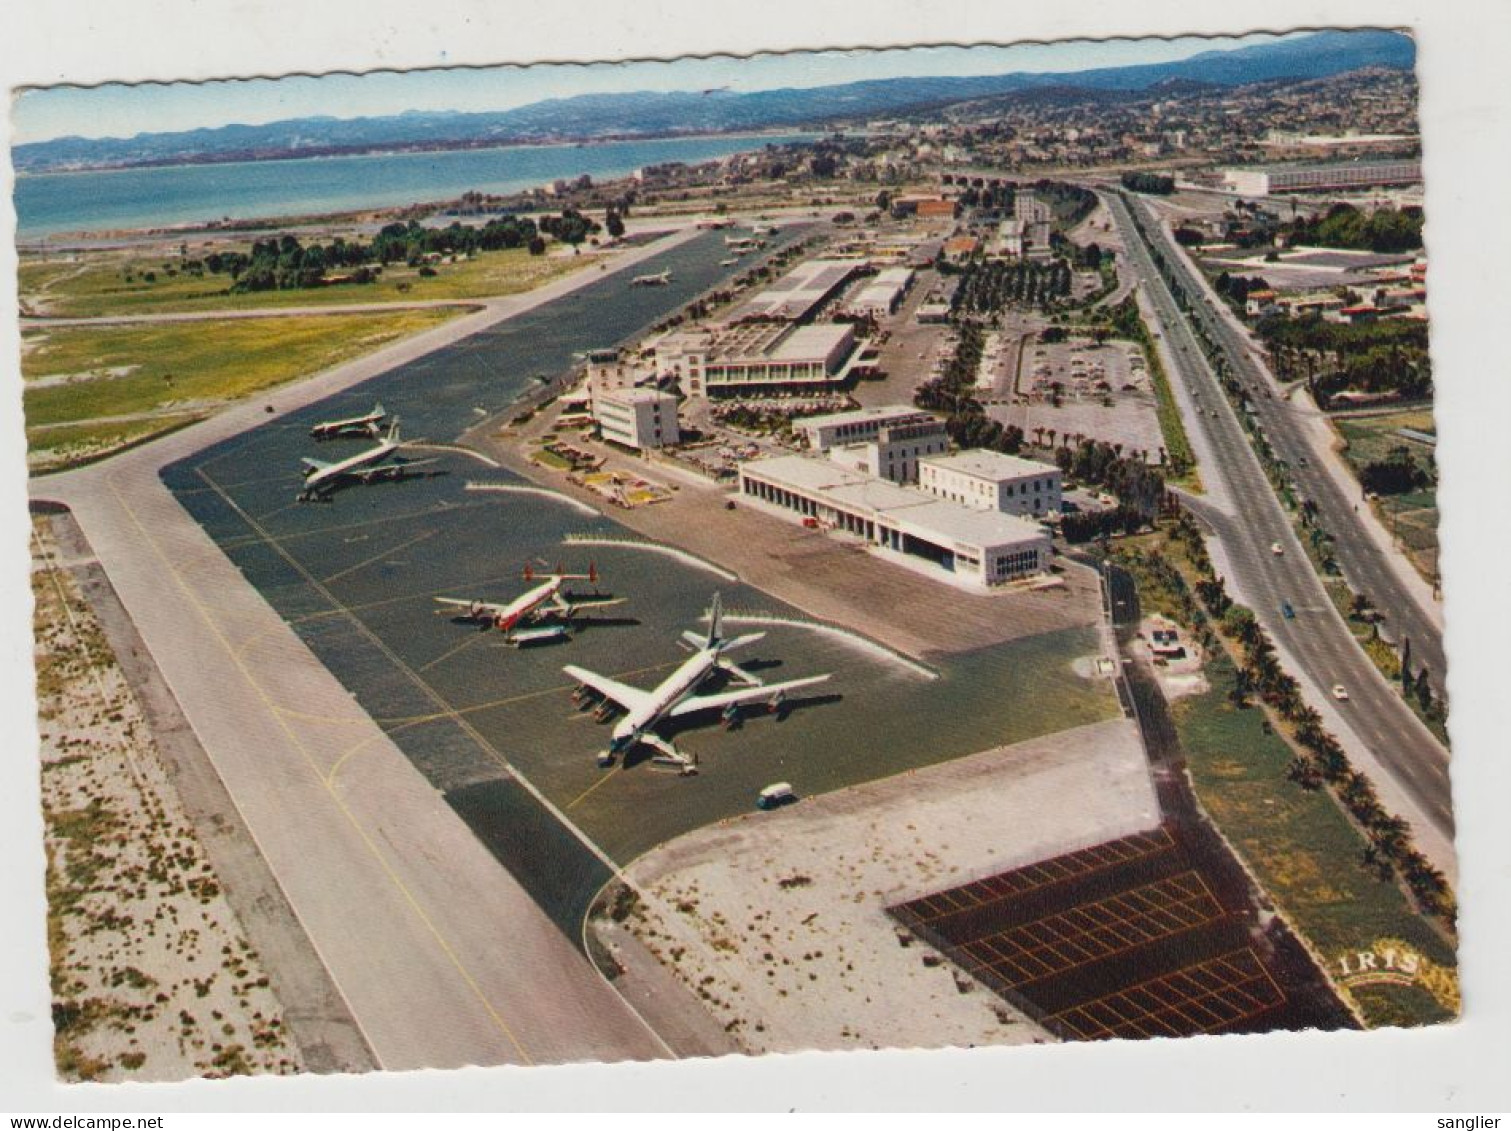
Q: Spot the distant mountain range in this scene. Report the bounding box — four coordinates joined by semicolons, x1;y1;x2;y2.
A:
14;29;1413;174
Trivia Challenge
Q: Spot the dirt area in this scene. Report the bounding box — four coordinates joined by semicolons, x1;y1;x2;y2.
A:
1133;614;1209;702
479;412;1101;660
591;717;1158;1054
31;518;302;1082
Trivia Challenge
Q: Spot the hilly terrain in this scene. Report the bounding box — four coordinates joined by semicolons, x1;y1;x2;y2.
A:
14;29;1413;173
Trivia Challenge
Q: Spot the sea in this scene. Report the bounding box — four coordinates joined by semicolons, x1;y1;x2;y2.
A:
13;132;816;239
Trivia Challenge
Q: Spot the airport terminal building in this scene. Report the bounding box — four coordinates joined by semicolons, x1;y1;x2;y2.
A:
738;455;1051;588
653;322;863;398
919;450;1063;518
593;387;680;451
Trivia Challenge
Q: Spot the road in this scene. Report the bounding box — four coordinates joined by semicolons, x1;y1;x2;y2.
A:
1135;196;1447;697
27;230;709;1070
1105;192;1455;868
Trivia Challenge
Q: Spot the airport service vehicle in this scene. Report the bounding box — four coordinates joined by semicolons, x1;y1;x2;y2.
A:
310;403;386;440
435;562;620;646
630;270;672;287
757;782;796;810
565;593;831;775
297;419;437;502
1332;684;1350;701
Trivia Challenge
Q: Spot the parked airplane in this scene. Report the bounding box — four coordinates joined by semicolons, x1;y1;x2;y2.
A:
309;402;386;440
435;563;621;646
296;419;437;502
630;270;672;286
564;593;831;774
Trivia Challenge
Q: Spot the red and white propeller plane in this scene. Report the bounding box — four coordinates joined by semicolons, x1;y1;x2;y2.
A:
435;562;621;646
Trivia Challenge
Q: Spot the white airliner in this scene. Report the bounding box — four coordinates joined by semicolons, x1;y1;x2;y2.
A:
564;593;831;774
630;270;672;286
297;419;437;501
309;403;386;440
435;563;620;646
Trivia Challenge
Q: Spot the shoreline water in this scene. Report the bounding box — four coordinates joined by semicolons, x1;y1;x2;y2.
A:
14;131;819;240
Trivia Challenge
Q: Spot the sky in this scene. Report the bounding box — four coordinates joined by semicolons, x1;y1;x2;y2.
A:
10;32;1301;145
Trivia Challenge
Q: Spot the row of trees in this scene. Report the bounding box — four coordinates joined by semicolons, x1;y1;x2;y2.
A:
1286;202;1424;254
1148;514;1455;924
1256;315;1433;407
1121;171;1176;195
913;324;1166;521
950;258;1074;316
197;214;559;293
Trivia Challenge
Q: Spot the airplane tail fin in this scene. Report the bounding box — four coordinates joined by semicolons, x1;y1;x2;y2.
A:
387;417;402;444
706;591;724;649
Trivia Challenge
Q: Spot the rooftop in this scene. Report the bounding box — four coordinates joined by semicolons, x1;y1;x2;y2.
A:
742;455;1048;549
799;403;936;432
737;258;861;321
922;450;1060;483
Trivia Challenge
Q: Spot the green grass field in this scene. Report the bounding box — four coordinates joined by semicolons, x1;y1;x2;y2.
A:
23;308;463;470
1174;655;1457;1027
20;245;578;319
1333;409;1439;585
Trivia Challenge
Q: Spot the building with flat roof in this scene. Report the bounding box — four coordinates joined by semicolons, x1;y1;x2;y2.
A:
826;418;949;484
653;321;861;398
920;450;1063;519
1222;159;1423;197
797;403;939;452
594;387;680;451
738;455;1051;588
843;267;916;319
734;258;862;323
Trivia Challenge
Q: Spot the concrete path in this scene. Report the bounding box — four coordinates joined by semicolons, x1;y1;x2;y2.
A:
28;230;704;1070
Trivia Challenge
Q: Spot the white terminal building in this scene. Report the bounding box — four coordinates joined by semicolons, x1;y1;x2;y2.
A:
733;258;863;322
738;455;1051;588
654;322;862;399
919;450;1063;519
593;387;680;451
1221;158;1423;196
797;403;939;451
826;419;949;485
843;267;916;319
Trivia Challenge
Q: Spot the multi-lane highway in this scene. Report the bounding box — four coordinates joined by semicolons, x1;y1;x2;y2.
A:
1105;192;1455;859
1129;195;1447;700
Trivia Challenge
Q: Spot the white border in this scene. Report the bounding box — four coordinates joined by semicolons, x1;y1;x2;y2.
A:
3;0;1508;1112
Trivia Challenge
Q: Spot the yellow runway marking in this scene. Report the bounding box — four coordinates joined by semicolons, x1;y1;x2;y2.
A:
565;769;618;811
417;629;494;674
157;465;538;1064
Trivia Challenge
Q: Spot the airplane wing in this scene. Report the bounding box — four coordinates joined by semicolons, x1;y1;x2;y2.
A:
434;597;503;614
563;664;655;715
301;458;334;473
351;458;438;483
665;674;830;720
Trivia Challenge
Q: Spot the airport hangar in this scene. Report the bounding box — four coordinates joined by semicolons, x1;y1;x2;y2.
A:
738;454;1052;588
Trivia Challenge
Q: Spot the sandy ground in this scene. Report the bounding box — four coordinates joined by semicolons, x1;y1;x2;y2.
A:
595;716;1159;1055
1134;614;1210;702
31;518;302;1082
